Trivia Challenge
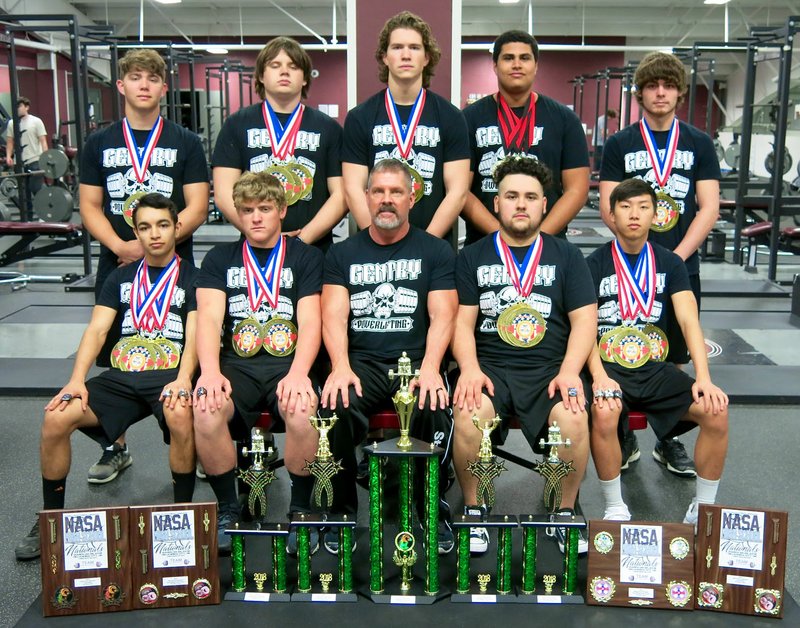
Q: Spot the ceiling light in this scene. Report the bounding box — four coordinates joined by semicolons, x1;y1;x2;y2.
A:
499;0;520;4
205;46;229;54
153;0;182;4
703;0;731;5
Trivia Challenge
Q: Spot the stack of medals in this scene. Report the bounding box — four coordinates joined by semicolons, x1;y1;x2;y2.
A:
496;91;537;157
121;116;164;228
232;235;297;358
261;100;313;206
385;88;426;202
639;117;680;232
494;232;547;348
112;256;181;372
598;240;668;368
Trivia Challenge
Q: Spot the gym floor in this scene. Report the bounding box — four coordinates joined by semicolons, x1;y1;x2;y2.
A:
1;206;798;626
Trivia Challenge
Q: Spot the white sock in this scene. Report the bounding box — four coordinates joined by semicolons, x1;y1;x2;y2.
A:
695;476;720;505
599;475;627;511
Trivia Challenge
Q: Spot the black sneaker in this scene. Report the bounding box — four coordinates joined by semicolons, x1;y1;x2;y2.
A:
653;438;696;478
87;444;132;484
217;503;240;556
464;506;489;554
287;527;320;556
323;529;357;555
620;431;641;472
420;520;455;555
548;509;589;555
15;519;40;561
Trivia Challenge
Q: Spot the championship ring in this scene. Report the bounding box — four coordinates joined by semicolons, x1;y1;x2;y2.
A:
652;190;680;233
666;580;691;607
153;336;181;369
697;582;724;609
593;531;614;554
287;161;314;202
610;327;651;368
262;318;297;356
497;302;546;348
754;588;781;615
598;327;620;363
122;190;148;229
643;324;669;362
115;335;167;372
669;536;690;561
231;317;263;358
266;164;300;206
589;576;615;603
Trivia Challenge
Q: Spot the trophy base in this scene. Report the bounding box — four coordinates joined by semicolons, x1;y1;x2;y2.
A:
364;436;444;458
291;591;358;603
450;591;518;603
361;581;449;605
514;589;584;604
224;590;291;603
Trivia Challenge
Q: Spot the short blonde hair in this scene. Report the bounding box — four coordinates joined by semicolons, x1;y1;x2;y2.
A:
119;49;166;82
232;171;286;210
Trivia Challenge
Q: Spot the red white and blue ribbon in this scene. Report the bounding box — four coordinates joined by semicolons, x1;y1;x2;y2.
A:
130;255;180;332
639;117;679;189
243;236;285;311
497;92;537;152
262;101;305;161
122;116;164;183
493;231;543;298
611;240;656;320
385;88;426;159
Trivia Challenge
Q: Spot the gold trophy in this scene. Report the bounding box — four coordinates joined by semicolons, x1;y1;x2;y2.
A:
466;415;506;509
238;427;277;521
304;415;343;510
534;421;575;513
392;532;418;593
387;352;420;451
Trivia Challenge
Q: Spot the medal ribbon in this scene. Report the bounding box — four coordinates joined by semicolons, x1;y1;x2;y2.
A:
496;92;536;152
639;117;679;189
262;101;305;161
493;232;542;298
130;255;181;332
242;236;285;311
611;240;656;320
385;88;426;159
122;116;164;183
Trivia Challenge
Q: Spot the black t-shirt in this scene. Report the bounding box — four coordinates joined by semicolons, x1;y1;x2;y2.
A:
342;89;470;231
323;227;456;363
462;93;589;244
456;232;596;369
600;120;721;275
97;258;198;358
212;103;343;249
81;118;209;270
195;236;324;361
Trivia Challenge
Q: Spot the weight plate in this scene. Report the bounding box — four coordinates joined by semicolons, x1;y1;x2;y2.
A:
713;138;724;163
765;150;792;176
33;186;74;222
724;143;741;170
39;149;69;179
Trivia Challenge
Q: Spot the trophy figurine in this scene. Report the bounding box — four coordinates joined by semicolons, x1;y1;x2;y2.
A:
291;414;356;602
517;421;584;604
453;415;517;603
238;427;277;521
392;532;418;593
363;352;447;603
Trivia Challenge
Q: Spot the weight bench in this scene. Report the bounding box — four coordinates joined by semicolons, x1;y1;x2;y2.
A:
0;220;83;266
740;221;800;270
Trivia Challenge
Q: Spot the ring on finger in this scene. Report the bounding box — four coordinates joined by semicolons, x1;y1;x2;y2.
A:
178;389;190;399
162;389;173;398
196;387;208;398
603;389;614;399
612;390;623;399
593;390;604;399
567;387;578;398
60;393;73;402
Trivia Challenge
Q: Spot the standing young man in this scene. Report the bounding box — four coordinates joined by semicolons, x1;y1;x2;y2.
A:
213;37;345;250
462;30;590;244
342;11;470;239
193;171;323;553
587;178;728;524
599;51;721;477
15;194;198;560
5;96;48;214
79;49;209;482
452;155;595;554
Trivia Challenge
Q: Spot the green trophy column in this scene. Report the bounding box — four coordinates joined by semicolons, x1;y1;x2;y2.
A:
496;528;512;594
339;527;353;593
456;527;470;594
563;528;579;595
231;535;246;592
521;526;537;594
272;535;287;593
369;454;383;594
424;456;439;595
297;527;311;593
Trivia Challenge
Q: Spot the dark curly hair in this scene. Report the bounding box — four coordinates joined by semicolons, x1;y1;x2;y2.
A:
375;11;441;88
492;155;553;190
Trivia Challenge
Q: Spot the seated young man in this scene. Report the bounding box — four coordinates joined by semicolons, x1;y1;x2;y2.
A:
15;193;198;561
193;171;323;554
452;155;596;555
586;178;728;524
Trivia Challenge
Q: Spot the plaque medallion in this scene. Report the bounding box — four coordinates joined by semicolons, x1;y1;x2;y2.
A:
590;576;615;603
669;536;690;561
666;580;691;607
192;578;212;600
99;583;126;607
497;302;546;348
643;324;669;362
754;589;781;615
697;582;724;609
122;191;148;229
652;191;680;233
262;318;297;356
231;317;263;357
593;531;614;555
610;327;651;368
51;585;77;610
139;583;159;605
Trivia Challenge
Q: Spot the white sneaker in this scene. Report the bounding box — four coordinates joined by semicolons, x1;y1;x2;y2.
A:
683;499;699;526
469;526;489;554
603;504;632;521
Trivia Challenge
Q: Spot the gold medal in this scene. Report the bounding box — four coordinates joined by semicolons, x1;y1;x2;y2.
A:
231;317;263;357
651;190;680;232
402;163;424;203
497;302;546;348
116;335;166;372
610;327;651;368
153;336;181;369
643;324;669;362
287;161;313;203
598;327;620;363
262;318;297;356
122;191;148;229
266;164;300;206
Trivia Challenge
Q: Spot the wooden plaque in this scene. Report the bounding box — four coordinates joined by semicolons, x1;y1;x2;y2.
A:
694;504;787;618
39;507;132;617
128;502;220;609
586;520;695;610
